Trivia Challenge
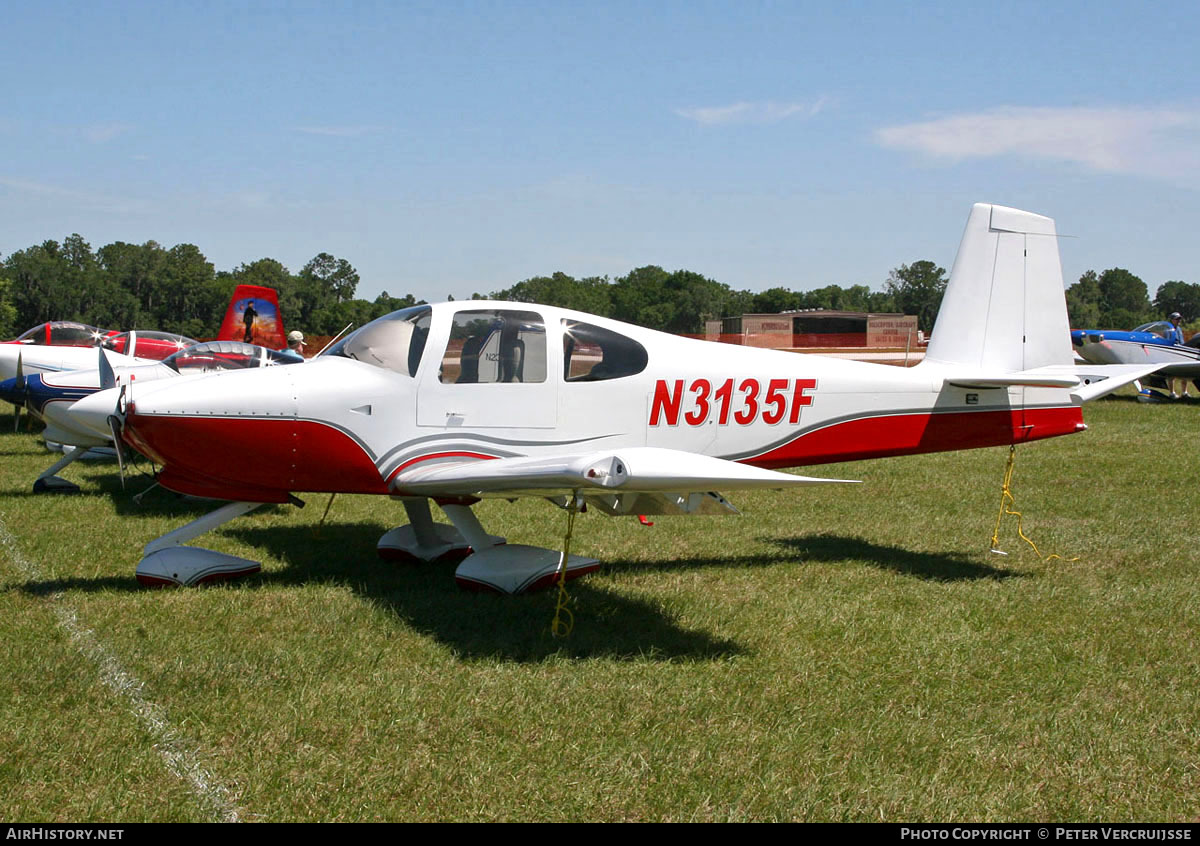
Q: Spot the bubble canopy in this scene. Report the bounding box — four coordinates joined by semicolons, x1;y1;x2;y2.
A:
163;340;301;374
13;322;107;346
101;330;197;360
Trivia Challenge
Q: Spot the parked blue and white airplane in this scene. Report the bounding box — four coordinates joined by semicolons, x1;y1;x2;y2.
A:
1071;320;1200;396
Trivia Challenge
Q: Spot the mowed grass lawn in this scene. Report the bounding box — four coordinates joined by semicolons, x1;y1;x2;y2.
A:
1;394;1198;821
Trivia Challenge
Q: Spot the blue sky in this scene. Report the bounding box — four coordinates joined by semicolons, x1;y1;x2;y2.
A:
3;0;1199;305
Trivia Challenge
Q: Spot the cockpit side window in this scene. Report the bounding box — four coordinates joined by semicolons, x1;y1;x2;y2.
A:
439;309;547;384
562;320;648;382
324;306;432;377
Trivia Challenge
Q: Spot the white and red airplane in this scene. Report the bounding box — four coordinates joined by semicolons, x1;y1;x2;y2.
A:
70;204;1157;593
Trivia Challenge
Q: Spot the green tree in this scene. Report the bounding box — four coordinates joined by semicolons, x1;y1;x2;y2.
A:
1096;267;1152;328
488;272;613;317
155;243;217;337
750;287;804;314
884;260;948;333
610;265;675;330
371;291;423;320
1066;270;1102;328
1153;280;1200;323
98;241;166;327
301;253;360;315
609;266;748;333
5;239;79;327
0;275;18;338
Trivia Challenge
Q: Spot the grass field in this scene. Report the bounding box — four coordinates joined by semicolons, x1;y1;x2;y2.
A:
2;393;1198;821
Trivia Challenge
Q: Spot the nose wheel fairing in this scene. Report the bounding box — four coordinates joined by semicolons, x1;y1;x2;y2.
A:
135;501;265;586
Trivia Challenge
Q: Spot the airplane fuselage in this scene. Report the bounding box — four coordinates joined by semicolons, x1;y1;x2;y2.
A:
93;302;1086;504
1072;328;1200;378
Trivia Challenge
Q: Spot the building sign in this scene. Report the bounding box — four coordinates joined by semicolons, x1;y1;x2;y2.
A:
866;315;919;347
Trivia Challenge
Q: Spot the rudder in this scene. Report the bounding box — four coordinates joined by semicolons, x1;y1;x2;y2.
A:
217;285;286;349
924;203;1072;371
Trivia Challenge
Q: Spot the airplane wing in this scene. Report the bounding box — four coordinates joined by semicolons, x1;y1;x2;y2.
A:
391;447;858;516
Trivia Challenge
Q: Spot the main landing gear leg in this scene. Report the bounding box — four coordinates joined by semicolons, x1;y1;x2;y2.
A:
376;498;504;563
440;502;600;595
32;446;88;494
136;501;264;587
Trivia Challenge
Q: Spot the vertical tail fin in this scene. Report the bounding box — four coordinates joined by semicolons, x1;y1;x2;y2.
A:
216;285;286;349
924;203;1072;371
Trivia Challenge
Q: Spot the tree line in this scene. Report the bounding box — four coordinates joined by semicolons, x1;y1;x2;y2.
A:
475;260;949;334
1;234;1192;342
0;235;418;341
0;236;951;340
1066;268;1200;331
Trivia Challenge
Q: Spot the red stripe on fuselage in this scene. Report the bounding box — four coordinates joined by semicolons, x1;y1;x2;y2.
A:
124;412;389;501
126;405;1085;501
386;451;498;484
744;406;1084;469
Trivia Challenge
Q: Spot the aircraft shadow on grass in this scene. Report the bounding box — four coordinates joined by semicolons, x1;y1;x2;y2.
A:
223;522;746;662
14;470;1012;655
766;533;1021;581
12;514;744;663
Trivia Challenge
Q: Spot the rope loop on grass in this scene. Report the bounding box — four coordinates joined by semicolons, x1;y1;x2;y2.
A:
550;495;580;638
990;444;1079;562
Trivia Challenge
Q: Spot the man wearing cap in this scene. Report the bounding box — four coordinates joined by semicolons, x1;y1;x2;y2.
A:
1167;313;1190;398
1166;312;1185;344
280;330;307;362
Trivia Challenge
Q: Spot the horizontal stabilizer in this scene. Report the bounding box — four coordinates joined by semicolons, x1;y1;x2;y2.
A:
946;367;1080;390
393;447;857;498
944;362;1164;401
1066;363;1165;402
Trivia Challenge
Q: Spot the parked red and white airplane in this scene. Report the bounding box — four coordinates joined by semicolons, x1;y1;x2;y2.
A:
70;204;1157;593
0;284;286;381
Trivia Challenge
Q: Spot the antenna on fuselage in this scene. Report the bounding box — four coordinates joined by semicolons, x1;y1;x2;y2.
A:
315;323;354;357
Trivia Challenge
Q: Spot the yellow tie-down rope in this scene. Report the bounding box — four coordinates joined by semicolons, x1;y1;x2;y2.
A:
990;444;1079;562
550;495;580;638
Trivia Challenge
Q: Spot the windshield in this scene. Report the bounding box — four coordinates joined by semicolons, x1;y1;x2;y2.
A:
163;341;300;374
324;305;432;376
1133;322;1173;339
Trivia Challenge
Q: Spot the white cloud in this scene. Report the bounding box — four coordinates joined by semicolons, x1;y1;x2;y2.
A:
295;125;375;137
876;106;1200;181
675;97;827;126
82;122;133;143
0;176;150;214
228;189;272;210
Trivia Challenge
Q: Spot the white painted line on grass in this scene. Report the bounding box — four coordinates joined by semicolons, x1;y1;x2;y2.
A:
0;517;242;823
